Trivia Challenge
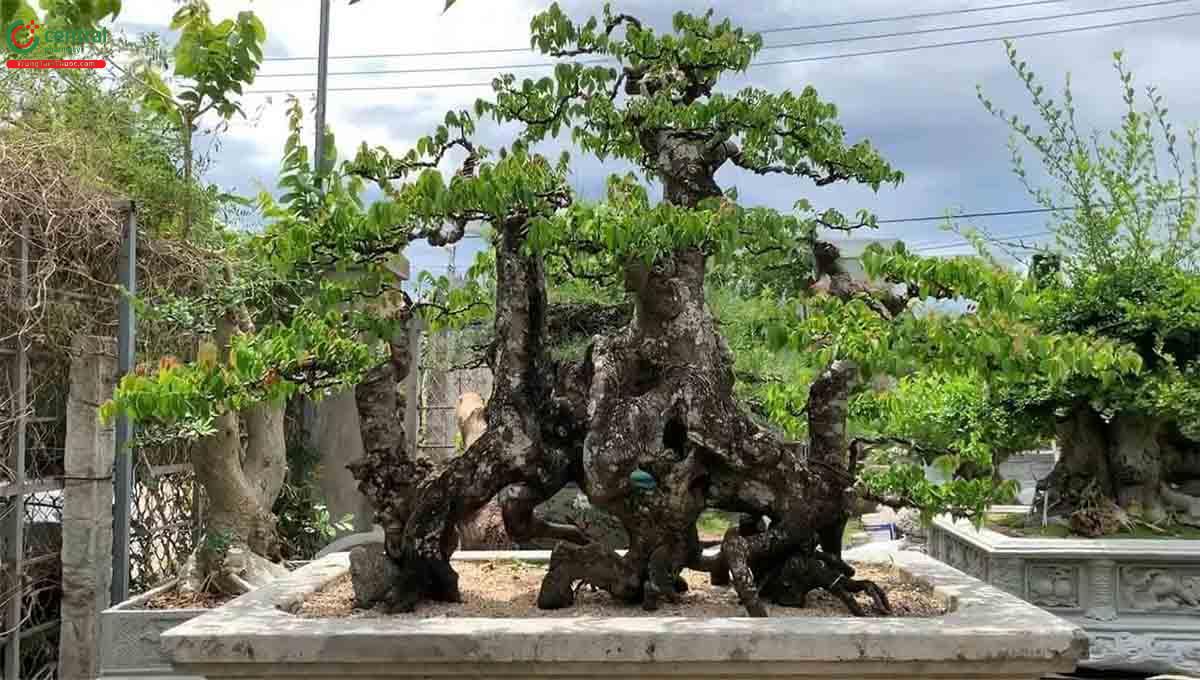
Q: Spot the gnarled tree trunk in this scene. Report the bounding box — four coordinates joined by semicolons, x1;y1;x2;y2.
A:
347;130;889;616
182;313;289;594
1039;406;1200;532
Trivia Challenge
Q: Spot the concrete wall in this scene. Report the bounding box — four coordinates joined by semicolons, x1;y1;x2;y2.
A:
305;392;374;534
59;335;117;680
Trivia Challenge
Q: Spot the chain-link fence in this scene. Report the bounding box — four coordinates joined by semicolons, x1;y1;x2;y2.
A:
414;326;492;459
2;352;73;680
129;444;204;594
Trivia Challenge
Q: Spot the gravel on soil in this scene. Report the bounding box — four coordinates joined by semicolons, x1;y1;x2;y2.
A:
140;588;235;610
298;560;946;619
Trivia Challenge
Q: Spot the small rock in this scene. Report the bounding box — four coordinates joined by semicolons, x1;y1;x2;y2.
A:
895;508;927;540
349;544;400;608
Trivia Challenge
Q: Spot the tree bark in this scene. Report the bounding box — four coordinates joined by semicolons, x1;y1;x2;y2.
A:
1040;406;1200;530
182;313;288;594
243;402;287;509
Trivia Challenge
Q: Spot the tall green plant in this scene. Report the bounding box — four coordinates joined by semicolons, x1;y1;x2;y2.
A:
132;0;265;238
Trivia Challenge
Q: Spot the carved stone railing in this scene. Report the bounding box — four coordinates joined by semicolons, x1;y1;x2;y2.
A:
930;515;1200;676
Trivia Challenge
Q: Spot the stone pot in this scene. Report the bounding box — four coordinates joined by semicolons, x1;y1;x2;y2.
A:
930;512;1200;676
161;548;1086;679
99;580;206;679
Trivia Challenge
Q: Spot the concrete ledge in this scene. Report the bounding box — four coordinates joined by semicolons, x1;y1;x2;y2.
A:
100;580;209;677
162;548;1086;679
931;515;1200;675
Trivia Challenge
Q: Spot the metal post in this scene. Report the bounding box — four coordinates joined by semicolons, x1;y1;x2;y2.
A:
3;220;30;680
111;203;136;605
314;0;332;173
404;318;423;456
301;0;334;470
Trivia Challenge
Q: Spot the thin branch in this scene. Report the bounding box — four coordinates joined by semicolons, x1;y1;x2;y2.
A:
815;218;871;233
852;436;956;461
549;13;643;57
353;137;477;182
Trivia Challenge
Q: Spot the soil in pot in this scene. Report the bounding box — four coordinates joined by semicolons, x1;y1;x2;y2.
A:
138;587;236;610
299;560;946;619
988;513;1200;539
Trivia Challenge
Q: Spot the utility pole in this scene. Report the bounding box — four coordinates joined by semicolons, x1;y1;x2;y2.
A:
314;0;332;173
302;0;333;486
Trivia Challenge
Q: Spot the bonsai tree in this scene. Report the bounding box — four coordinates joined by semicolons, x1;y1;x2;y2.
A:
830;45;1200;535
105;270;375;592
315;3;913;616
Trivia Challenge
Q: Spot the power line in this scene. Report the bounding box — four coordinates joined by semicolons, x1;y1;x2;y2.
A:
758;0;1071;34
754;9;1200;67
877;205;1068;225
244;10;1200;95
911;230;1053;252
255;0;1191;80
261;0;1074;62
766;0;1188;52
894;193;1197;249
907;228;1045;249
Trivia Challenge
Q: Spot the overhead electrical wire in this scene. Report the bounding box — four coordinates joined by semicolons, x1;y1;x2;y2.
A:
910;230;1053;252
255;0;1193;79
877;205;1071;225
260;0;1075;62
244;10;1200;95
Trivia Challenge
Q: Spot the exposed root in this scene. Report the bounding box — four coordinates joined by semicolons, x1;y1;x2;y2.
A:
537;542;641;609
179;545;288;596
759;550;892;617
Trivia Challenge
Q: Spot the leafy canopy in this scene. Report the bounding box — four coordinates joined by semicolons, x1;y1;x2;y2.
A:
135;1;266;128
767;46;1200;521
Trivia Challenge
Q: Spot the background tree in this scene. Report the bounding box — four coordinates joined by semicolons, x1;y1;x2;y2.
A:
103;99;386;593
824;45;1200;535
125;0;265;239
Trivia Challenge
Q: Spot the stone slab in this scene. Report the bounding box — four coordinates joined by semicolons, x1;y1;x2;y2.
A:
314;528;383;558
100;580;208;678
161;547;1085;679
931;515;1200;676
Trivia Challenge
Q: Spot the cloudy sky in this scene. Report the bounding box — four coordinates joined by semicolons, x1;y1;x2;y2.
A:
106;0;1200;277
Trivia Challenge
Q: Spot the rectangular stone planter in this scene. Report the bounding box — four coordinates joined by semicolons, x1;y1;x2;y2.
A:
161;548;1086;679
930;514;1200;676
100;580;206;678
